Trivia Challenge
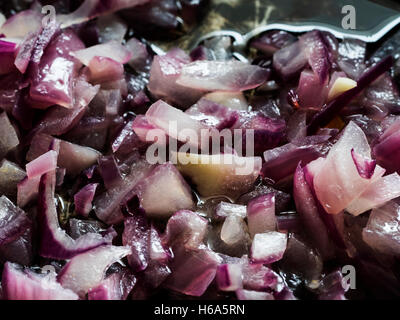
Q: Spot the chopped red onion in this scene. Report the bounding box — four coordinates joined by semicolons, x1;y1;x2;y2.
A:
122;212;151;272
175;152;262;199
362;201;400;255
58;0;150;28
163;210;208;249
93;158;154;224
88;270;136;300
247;194;277;238
2;262;78;300
250;232;287;264
126;38;151;72
0;39;17;75
176;60;269;92
0;112;19;159
215;202;247;220
98;155;123;190
185;98;239;130
134;162;194;218
220;215;249;245
250;31;296;57
57;245;131;298
0;9;42;39
0;195;31;247
216;263;243;292
97;14;127;44
202;91;248;111
146;100;209;147
30;29;84;109
351;148;377;179
236;289;274;300
148;48;203;108
74;183;98;217
296;69;329;108
0;160;26;201
262;136;330;182
313;121;385;214
132;115;167;143
26;150;58;179
163;244;222;297
87;56;125;84
149;224;170;263
37;171;113;259
346;173;400;216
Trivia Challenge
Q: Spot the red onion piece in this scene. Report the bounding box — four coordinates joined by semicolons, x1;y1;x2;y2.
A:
0;9;42;39
299;30;331;83
134;162;194;219
374;121;400;174
176;60;269;92
57;245;131;298
262;135;330;182
346;173;400;216
0;160;26;201
126;38;151;72
185;99;239;130
296;69;329;108
351;148;377;179
202;91;248;111
87;56;125;84
74;183;98;217
146;100;209;147
33;77;100;136
112;119;144;154
163;210;208;250
37;171;113;259
0;112;19;159
88;270;136;300
26;150;58;179
236;289;274;300
0;195;31;246
293;164;335;260
163;244;222;297
98;155;123;190
148;48;203;109
0;40;17;75
122;212;151;272
273;40;307;81
174;152;262;199
74;40;132;66
2;262;78;300
250;30;297;57
27;134;101;177
313;121;385;214
215;202;247;221
307;55;394;135
247;194;277;238
30;29;85;109
362;201;400;255
241;257;280;291
216;263;243;292
132;114;166;143
149;224;170;263
250;232;287;264
58;0;150;28
93;158;154;224
220;215;249;246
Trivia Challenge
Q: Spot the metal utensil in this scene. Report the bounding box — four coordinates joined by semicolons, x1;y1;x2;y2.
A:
151;0;400;56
